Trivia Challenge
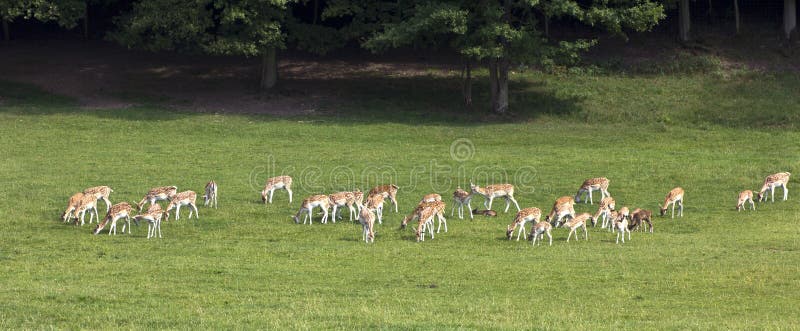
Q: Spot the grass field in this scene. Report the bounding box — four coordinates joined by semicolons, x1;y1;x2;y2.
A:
1;66;799;329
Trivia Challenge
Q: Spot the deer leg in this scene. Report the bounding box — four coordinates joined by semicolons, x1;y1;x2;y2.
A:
467;201;473;219
783;185;788;201
589;190;594;204
192;203;199;219
678;200;683;217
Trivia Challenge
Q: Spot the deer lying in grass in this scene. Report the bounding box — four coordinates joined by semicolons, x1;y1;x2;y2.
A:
62;192;85;223
137;186;177;211
451;187;473;220
420;193;442;203
470;183;521;213
737;190;755;211
660;187;684;218
563;213;591;242
358;205;376;243
368;184;399;213
329;191;358;222
757;172;791;202
83;186;113;213
72;193;100;226
629;208;653;233
293;194;330;225
203;180;218;208
592;196;616;228
165;191;199;221
574;177;610;204
262;176;293;204
506;208;541;241
544;196;575;227
530;221;553;246
472;209;497;217
133;204;167;239
93;202;134;235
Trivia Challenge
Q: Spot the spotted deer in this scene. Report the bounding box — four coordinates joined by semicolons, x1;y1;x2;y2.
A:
329;191;358;222
61;192;84;223
365;194;385;225
137;186;178;211
72;193;100;226
530;221;553;246
262;176;293;204
614;214;631;244
292;194;330;225
737;190;755;211
757;172;791;202
629;208;653;233
563;213;591;242
358;205;376;243
415;202;446;242
574;177;610;204
83;186;113;213
544;196;576;227
133;204;167;239
165;191;199;221
93;202;134;235
367;184;399;213
592;196;616;228
660;187;684;218
613;207;630;232
203;180;218;208
451;187;473;220
420;193;442;203
402;201;446;233
506;207;542;241
469;183;521;213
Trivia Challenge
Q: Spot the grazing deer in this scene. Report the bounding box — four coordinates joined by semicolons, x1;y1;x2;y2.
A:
544;196;576;227
563;213;591;242
614;214;631;244
358;205;377;243
472;209;497;217
61;192;84;223
469;183;521;213
757;172;791;202
506;207;542;241
415;202;446;242
83;186;113;213
329;191;358;222
203;180;218;208
93;202;134;235
736;190;755;211
660;187;684;218
451;187;473;220
292;194;330;225
629;208;653;233
72;193;100;226
368;184;399;213
133;204;167;239
262;176;293;204
137;186;178;211
420;193;442;203
402;201;446;232
613;207;630;232
574;177;610;204
165;191;199;221
365;194;385;225
592;196;616;228
530;221;553;246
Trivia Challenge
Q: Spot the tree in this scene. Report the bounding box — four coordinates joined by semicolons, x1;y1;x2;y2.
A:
355;0;665;114
0;0;85;41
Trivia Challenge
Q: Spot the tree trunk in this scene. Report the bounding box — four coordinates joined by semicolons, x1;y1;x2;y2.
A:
733;0;740;35
260;47;278;91
785;0;797;39
2;18;9;42
488;57;509;114
544;13;550;38
461;60;472;108
312;0;319;25
679;0;691;42
83;2;89;40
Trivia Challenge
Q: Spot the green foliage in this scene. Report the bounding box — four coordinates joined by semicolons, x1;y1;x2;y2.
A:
0;0;85;28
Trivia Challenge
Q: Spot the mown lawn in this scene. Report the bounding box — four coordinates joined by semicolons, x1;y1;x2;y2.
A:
0;69;799;329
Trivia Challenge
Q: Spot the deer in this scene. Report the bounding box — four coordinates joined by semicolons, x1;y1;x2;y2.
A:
83;186;113;213
365;193;385;225
133;204;167;239
614;213;631;244
262;176;293;204
329;191;358;222
451;186;473;220
367;184;399;213
530;221;553;246
203;180;218;208
660;187;684;218
574;177;610;204
292;194;330;225
402;201;447;233
358;204;377;243
736;190;756;211
420;193;442;203
137;186;178;211
469;183;521;213
544;196;575;227
629;208;653;233
757;172;791;202
506;207;542;241
352;189;365;213
165;191;199;221
61;192;85;223
563;213;591;242
72;193;100;226
415;202;446;242
93;202;134;235
592;196;616;229
612;207;630;232
472;209;497;217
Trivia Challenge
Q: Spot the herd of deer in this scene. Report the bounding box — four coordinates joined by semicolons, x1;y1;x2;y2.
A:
60;171;790;243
